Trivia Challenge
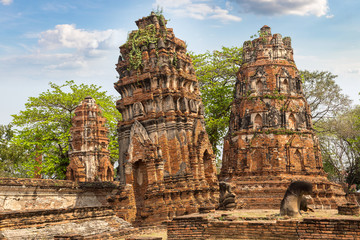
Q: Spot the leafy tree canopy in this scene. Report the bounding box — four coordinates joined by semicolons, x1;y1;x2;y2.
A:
301;70;352;125
0;124;28;177
300;70;357;189
190;46;242;162
11;80;121;179
317;106;360;189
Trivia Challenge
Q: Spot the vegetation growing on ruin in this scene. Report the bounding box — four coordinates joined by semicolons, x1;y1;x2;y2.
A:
283;36;291;42
263;91;286;100
124;10;168;71
264;128;299;135
250;29;269;43
126;24;157;71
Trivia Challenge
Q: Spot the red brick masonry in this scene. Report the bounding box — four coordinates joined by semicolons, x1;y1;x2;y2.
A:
167;214;360;240
220;25;346;209
114;12;218;225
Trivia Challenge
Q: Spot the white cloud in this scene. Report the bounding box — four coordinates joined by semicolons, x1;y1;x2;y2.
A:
326;14;334;19
38;24;125;51
154;0;242;22
35;24;127;70
1;0;13;6
230;0;329;17
0;25;126;73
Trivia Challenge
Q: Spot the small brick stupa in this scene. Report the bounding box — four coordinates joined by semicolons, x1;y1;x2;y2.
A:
67;97;114;182
220;26;346;209
114;13;218;224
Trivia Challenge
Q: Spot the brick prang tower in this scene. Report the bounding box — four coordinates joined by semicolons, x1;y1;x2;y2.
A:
67;96;114;182
220;26;346;209
114;12;218;224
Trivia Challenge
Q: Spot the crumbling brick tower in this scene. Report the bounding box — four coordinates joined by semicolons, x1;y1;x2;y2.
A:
220;26;346;209
67;96;114;182
114;13;218;224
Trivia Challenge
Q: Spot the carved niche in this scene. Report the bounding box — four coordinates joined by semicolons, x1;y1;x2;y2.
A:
189;99;198;113
133;102;145;118
179;97;189;113
163;95;175;111
278;67;291;93
265;106;281;128
250;66;267;93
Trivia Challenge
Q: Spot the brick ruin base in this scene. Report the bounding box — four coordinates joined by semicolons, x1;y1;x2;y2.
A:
226;174;346;210
0;178;124;212
0;206;131;240
338;203;360;215
167;213;360;240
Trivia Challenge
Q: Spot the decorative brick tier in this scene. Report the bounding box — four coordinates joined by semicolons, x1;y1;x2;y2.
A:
114;13;218;225
220;25;346;209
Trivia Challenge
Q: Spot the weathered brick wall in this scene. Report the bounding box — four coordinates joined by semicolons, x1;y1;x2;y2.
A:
0;178;121;212
338;203;360;215
0;206;131;239
54;226;166;240
167;215;360;240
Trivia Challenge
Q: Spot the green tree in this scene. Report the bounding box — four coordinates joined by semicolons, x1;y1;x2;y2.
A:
300;70;355;187
301;70;352;125
0;124;28;177
316;106;360;189
11;80;121;179
190;46;242;161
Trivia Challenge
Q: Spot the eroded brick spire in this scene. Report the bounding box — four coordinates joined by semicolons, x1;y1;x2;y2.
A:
67;97;114;182
220;26;346;209
114;12;218;224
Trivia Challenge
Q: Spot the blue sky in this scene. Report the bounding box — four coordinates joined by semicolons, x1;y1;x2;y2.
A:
1;0;360;124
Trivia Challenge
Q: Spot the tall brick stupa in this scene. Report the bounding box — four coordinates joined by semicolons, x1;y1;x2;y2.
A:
114;12;218;224
67;97;114;182
220;26;346;209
